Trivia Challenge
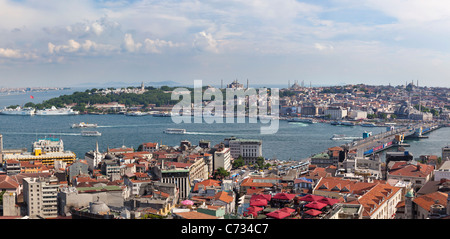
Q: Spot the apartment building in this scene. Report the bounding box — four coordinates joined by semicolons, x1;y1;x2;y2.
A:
23;176;59;218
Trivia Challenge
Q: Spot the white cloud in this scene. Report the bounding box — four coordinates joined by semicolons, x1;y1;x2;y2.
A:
48;39;117;55
0;48;22;58
193;31;219;53
122;33;142;53
143;38;182;53
314;43;334;51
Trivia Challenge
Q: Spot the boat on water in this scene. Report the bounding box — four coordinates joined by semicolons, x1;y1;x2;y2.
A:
71;122;98;128
81;131;102;137
163;128;186;134
361;123;377;127
153;112;172;117
0;107;35;116
330;121;355;126
126;111;147;116
287;118;317;123
35;106;79;116
330;134;362;140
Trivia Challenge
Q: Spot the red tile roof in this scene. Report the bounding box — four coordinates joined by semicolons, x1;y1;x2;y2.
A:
413;191;448;212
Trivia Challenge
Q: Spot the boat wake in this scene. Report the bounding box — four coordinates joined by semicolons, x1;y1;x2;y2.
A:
288;122;309;127
3;132;81;136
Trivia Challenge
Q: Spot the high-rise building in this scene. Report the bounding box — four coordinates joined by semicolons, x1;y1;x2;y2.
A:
23;177;59;218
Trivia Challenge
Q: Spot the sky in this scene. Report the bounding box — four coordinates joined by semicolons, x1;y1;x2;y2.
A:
1;0;450;88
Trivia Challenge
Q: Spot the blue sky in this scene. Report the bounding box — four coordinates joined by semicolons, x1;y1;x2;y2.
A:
0;0;450;88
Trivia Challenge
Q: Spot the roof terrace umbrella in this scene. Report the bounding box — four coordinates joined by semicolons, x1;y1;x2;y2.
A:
266;210;291;219
250;198;268;207
273;193;296;201
304;209;322;217
305;201;327;210
280;207;296;214
298;194;325;202
318;197;339;206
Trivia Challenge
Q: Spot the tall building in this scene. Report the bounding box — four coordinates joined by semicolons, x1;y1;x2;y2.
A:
23;176;59;218
443;146;450;161
160;165;191;200
225;138;262;165
213;145;232;172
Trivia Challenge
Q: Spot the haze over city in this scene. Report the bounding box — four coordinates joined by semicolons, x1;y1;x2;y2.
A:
1;0;450;88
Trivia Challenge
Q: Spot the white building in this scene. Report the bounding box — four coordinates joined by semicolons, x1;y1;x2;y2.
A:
23;177;59;218
325;106;348;120
434;160;450;182
214;146;232;172
348;110;367;120
227;138;262;165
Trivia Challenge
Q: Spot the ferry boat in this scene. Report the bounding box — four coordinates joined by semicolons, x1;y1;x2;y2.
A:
35;106;79;116
287;118;317;123
71;122;98;128
163;128;186;134
0;107;35;116
81;131;102;137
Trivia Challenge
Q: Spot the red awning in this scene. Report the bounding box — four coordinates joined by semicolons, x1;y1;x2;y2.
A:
298;194;325;202
279;207;296;214
305;201;328;210
318;197;339;206
272;193;296;201
266;210;291;219
250;198;268;207
250;194;272;201
304;209;322;216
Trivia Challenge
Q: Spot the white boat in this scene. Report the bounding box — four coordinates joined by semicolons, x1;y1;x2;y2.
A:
0;107;35;116
71;122;98;128
153;112;172;117
35;106;79;116
330;134;362;140
126;111;147;116
361;123;377;127
287;118;317;123
163;128;186;134
81;131;102;137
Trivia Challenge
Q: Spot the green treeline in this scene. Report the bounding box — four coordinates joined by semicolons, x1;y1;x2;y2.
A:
23;86;183;112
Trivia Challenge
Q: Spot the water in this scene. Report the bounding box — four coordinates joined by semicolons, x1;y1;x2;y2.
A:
0;89;449;161
0;88;86;108
1;113;448;161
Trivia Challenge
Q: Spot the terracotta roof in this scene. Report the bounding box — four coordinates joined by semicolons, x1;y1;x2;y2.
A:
142;142;158;148
357;183;402;217
175;211;218;219
0;175;20;189
389;162;434;178
314;177;377;195
193;179;221;191
214;191;234;204
413;191;448;212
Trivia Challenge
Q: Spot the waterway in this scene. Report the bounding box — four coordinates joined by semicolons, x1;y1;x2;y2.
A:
0;113;448;161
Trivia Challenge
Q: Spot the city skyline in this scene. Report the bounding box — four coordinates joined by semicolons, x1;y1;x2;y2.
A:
1;0;450;88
